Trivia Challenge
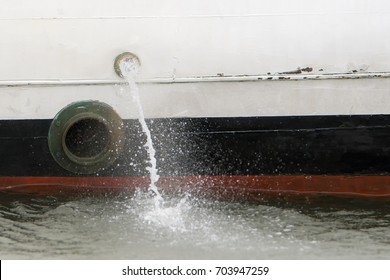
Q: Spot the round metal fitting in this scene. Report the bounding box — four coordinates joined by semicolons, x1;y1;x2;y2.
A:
114;52;141;78
48;100;125;174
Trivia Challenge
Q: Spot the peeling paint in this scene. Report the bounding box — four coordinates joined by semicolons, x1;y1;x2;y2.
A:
279;67;314;75
280;69;303;75
1;71;390;87
301;67;313;72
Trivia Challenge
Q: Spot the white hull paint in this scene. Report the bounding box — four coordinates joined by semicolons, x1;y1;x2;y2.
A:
1;77;390;119
1;0;390;119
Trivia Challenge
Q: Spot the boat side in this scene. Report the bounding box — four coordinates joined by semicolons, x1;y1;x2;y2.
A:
1;0;390;200
1;79;390;200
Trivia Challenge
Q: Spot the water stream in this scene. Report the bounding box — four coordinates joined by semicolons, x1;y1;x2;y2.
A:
118;56;194;232
119;57;162;203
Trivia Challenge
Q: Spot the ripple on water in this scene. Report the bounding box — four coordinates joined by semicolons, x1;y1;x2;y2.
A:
1;191;390;259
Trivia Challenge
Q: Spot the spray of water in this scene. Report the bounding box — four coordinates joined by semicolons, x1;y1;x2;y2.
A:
119;57;162;204
120;55;201;232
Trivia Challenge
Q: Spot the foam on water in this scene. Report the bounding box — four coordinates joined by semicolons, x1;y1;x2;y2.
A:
132;189;190;233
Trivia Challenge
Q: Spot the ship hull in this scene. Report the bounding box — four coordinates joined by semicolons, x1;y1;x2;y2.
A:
2;0;390;201
1;114;390;200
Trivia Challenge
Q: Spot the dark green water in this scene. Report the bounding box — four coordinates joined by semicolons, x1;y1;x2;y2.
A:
1;190;390;259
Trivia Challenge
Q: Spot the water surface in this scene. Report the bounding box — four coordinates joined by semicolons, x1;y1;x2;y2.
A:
1;190;390;259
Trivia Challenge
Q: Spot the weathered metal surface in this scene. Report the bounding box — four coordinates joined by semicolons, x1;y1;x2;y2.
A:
1;71;390;87
0;0;389;81
2;76;390;119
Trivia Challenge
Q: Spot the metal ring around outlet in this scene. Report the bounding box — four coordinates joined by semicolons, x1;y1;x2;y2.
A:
48;100;125;175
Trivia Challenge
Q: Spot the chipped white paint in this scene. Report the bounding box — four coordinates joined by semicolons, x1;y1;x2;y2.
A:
2;77;390;119
1;72;390;87
1;0;390;80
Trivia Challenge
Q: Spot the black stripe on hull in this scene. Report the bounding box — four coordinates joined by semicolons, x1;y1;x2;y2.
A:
1;115;390;177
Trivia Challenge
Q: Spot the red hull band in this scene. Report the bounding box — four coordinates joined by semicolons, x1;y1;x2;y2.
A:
1;175;390;201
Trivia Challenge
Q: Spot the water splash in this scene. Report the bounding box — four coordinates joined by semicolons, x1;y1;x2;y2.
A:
134;190;190;233
119;57;162;204
119;56;197;233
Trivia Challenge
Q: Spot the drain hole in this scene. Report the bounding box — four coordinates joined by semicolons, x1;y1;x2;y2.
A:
65;118;110;158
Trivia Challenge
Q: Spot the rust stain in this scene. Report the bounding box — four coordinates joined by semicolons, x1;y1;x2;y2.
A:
280;69;302;75
300;67;313;72
280;67;313;75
